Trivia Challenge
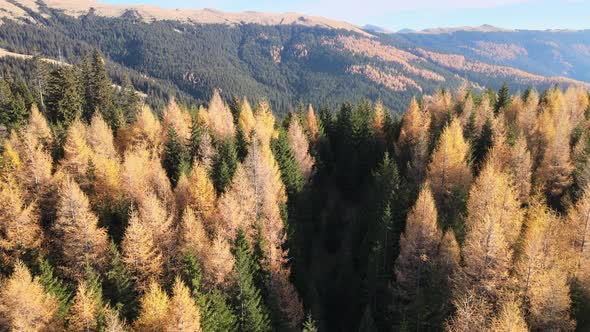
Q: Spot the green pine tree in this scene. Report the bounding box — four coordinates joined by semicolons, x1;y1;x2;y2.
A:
233;229;272;332
212;139;238;194
302;313;319;332
189;114;203;163
163;127;188;187
473;118;494;171
104;242;138;321
236;124;249;162
272;128;304;196
44;66;82;127
495;81;511;113
38;258;73;319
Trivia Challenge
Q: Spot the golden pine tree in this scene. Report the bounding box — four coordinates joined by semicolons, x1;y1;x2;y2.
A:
162;98;192;145
61;119;93;181
488;300;528;332
135;281;169;331
465;162;523;247
566;185;590;284
121;147;173;206
426;118;472;204
122;210;163;291
201;234;235;289
26;104;53;148
239;97;255;138
206;89;235;140
445;290;491;332
253;101;276;147
128;105;162;153
87;112;118;159
0;175;42;266
53;176;109;279
306;104;319;143
177;207;208;258
508;136;532;204
529;267;575;331
164;277;202;332
217;164;257;241
0;260;61;331
68;280;102;332
288;116;314;180
372;99;386;141
394;186;441;292
439;230;460;275
183;161;217;233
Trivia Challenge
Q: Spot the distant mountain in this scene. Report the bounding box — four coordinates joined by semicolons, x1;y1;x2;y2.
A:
362;24;392;34
0;0;587;113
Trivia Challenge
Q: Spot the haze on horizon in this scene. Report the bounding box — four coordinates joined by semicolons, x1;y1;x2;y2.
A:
101;0;590;32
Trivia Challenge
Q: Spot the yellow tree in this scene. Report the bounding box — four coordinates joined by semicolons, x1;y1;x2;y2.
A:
13;131;53;201
122;210;163;291
61;119;93;182
217;164;257;241
445;290;491;332
529;267;575;331
518;89;540;149
306;104;319;143
566;185;590;285
0;261;61;331
164;277;202;332
535;115;574;197
53;176;109;279
428;89;453;130
134;281;169;331
121;147;173;206
465;162;523;248
26;104;53;148
401;98;431;182
137;192;175;259
372;99;386;141
206;89;235;140
253;101;276;147
508;136;532;204
177;207;208;258
288;116;314;180
488;300;528;332
394;186;441;296
564;85;589;126
68;280;102;332
439;230;460;277
177;161;217;233
162;98;191;145
87;112;118;159
0;175;42;266
87;113;121;204
201;234;235;289
127;105;162;153
426;118;472;205
239;97;255;139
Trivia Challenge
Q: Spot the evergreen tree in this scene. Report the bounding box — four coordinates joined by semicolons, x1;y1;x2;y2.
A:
302;313;319;332
118;75;140;123
233;229;272;332
38;258;73;319
87;48;115;126
44;66;82;127
189;114;203;163
495;82;511;113
163;127;188;187
272;128;304;196
104;242;138;321
211;139;238;194
473;118;494;171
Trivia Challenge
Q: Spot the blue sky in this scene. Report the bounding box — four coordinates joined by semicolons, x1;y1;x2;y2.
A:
101;0;590;31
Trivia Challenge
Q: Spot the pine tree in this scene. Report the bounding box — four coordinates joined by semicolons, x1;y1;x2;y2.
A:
0;261;61;331
38;258;73;319
302;313;319;332
233;229;272;332
495;82;511;113
272;128;304;196
86;49;115;127
163;127;188;187
104;242;138;321
212;139;238;194
44;66;82;127
119;75;140;123
199;289;238;332
473;118;493;171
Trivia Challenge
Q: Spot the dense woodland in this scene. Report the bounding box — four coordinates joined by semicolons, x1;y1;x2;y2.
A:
1;49;590;332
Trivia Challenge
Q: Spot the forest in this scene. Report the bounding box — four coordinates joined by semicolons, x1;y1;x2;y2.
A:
1;49;590;332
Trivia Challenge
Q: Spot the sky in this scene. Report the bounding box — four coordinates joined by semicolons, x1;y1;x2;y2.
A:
101;0;590;31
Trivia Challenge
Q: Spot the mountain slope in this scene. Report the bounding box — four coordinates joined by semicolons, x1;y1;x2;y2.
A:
0;0;587;113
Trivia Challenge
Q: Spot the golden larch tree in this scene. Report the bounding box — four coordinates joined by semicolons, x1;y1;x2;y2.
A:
465;162;523;248
508;136;532;204
178;161;217;233
26;104;53;148
122;209;164;291
206;89;235;140
53;175;109;279
566;185;590;285
177;207;208;258
306;104;319;143
426;118;472;204
135;281;169;331
164;277;202;332
0;175;42;266
87;112;118;159
394;186;442;294
128;105;162;153
200;234;235;289
529;267;575;331
162;98;192;145
439;229;460;276
288;116;314;181
217;164;257;241
445;290;491;332
239;97;255;139
121;147;173;206
253;101;276;147
61;119;93;182
0;261;61;331
68;280;102;332
137;192;175;259
488;300;528;332
372;99;386;141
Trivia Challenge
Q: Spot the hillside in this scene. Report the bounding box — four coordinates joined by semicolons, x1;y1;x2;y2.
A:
0;0;587;113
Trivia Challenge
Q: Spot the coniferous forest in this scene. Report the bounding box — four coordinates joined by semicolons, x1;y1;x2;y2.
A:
2;49;590;332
